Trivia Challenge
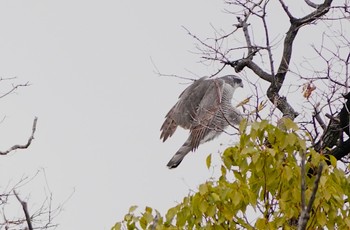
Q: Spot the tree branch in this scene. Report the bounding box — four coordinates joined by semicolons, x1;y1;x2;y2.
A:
228;14;274;82
331;138;350;160
299;150;307;226
297;0;333;26
298;163;323;230
267;0;333;119
228;58;273;82
0;117;38;155
0;82;30;99
13;190;33;230
278;0;296;21
305;0;322;9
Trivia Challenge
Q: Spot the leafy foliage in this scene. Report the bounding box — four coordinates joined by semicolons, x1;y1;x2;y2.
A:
112;120;350;229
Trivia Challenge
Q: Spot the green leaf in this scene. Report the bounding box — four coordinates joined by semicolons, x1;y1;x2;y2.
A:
112;223;121;230
239;118;248;133
114;120;350;230
145;206;152;213
124;213;133;221
206;154;212;169
199;184;208;195
241;146;256;156
211;192;220;202
255;218;266;229
283;165;293;181
165;207;178;222
129;205;138;213
251;151;260;164
329;155;337;167
223;206;234;220
199;200;208;213
251;121;260;131
285;133;296;146
221;165;227;177
141;211;153;227
140;216;147;229
344;218;350;227
207;205;216;217
283;118;299;131
316;211;327;226
232;192;242;206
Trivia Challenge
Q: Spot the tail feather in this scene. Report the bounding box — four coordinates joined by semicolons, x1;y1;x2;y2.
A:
166;141;192;169
160;117;177;142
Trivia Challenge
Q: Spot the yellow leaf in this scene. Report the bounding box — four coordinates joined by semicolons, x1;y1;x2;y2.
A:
316;211;327;226
255;218;266;229
129;205;138;213
285;133;296;146
257;100;267;112
232;192;242;206
211;192;220;202
329;155;337;167
199;200;208;213
199;184;208;195
112;223;122;230
206;154;212;169
165;207;178;222
145;206;152;213
283;118;299;131
239;119;248;133
207;205;216;217
236;96;251;108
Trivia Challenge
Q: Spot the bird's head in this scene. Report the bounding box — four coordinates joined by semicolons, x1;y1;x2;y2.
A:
221;75;243;90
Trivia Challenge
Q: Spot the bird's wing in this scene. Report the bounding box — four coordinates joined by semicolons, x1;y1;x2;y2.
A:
160;76;209;142
189;79;225;149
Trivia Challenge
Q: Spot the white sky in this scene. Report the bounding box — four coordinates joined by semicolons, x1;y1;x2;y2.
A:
0;0;342;229
0;1;244;229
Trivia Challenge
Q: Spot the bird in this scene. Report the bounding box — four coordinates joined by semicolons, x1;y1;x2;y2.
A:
160;75;244;169
339;92;350;137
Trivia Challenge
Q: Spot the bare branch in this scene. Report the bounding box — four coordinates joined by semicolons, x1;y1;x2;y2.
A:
151;57;197;81
237;16;253;55
299;150;307;229
313;105;327;130
297;0;333;26
266;0;333;119
227;14;274;82
261;2;275;76
298;163;323;230
0;82;30;99
0;117;38;155
228;58;273;82
305;0;322;9
13;190;33;230
278;0;296;20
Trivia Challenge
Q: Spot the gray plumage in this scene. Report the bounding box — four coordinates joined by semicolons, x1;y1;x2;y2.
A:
160;75;244;169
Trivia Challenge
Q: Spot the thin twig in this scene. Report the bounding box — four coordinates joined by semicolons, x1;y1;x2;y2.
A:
0;82;30;99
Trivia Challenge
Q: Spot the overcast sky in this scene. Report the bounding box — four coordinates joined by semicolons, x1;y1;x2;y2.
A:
0;0;336;229
0;1;242;229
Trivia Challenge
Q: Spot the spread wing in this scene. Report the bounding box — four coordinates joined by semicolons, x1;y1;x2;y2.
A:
189;79;225;149
160;77;209;142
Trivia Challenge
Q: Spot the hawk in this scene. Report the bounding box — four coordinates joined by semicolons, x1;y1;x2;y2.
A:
160;75;244;169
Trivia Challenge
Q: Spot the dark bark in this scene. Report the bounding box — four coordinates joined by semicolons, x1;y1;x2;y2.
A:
230;0;333;120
